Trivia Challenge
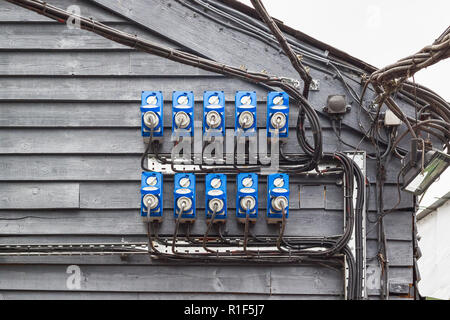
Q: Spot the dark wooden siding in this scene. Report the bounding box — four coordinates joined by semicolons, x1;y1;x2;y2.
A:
0;0;415;299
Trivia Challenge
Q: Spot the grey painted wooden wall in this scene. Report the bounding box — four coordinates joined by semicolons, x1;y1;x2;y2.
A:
0;0;416;299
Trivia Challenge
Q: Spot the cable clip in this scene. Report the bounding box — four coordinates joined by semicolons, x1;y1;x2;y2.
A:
90;18;95;32
280;77;300;88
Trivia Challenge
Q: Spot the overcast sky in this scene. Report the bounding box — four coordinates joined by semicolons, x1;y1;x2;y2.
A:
239;0;449;101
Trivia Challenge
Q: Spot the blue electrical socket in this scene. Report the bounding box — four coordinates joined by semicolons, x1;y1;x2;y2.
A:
140;172;164;222
205;173;227;222
174;173;196;222
267;91;289;141
203;91;225;137
267;173;289;223
236;173;258;222
141;91;163;142
235;91;257;136
172;91;194;140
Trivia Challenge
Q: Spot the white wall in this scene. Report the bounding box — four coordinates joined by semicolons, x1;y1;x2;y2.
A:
417;200;450;299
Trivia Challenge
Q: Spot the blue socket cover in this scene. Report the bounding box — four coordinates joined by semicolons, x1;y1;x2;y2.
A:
141;172;164;222
267;173;289;223
172;91;194;139
267;91;289;140
141;91;163;140
205;173;227;222
203;91;225;137
236;173;258;222
235;91;257;136
174;173;196;222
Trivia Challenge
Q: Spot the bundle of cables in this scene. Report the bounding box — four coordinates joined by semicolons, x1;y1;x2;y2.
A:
362;26;450;156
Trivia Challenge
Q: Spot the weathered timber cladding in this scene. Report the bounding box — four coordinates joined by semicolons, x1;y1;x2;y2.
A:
0;0;416;299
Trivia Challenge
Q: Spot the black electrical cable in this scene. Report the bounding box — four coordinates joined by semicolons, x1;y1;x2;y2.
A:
273;152;360;258
352;160;365;299
140;127;154;171
146;206;162;256
250;0;312;98
276;205;287;253
172;204;185;254
185;222;201;245
243;205;256;256
217;224;235;245
203;202;219;254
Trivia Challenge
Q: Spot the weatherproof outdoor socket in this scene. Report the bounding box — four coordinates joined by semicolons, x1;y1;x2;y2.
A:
141;91;163;142
267;91;289;142
205;173;227;223
174;173;196;222
141;171;164;222
172;91;194;141
267;173;289;223
236;173;258;222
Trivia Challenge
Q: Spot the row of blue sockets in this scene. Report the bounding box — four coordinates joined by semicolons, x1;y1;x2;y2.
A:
140;91;289;140
140;172;290;223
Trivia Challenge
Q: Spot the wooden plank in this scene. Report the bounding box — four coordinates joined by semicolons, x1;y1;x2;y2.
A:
0;207;412;240
0;236;413;268
366;158;406;184
299;185;325;209
0;254;160;266
0;208;343;238
0;102;141;128
0;128;143;154
366;240;412;267
367;184;414;211
300;128;378;154
0;156;333;181
0;290;341;300
0;155;141;181
0;264;342;294
0;101;297;128
0;155;326;181
80;182;140;209
0;51;215;76
0;76;413;155
0;22;175;50
366;211;412;241
0;234;149;245
0;0;125;22
324;184;344;210
0;155;341;184
79;181;303;210
0;76;264;101
0;127;376;154
0;182;79;209
368;296;413;300
270;266;343;295
366;264;413;295
1;251;337;268
88;0;299;79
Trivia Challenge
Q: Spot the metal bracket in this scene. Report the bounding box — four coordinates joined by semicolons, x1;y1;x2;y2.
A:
309;79;320;91
146;157;201;174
